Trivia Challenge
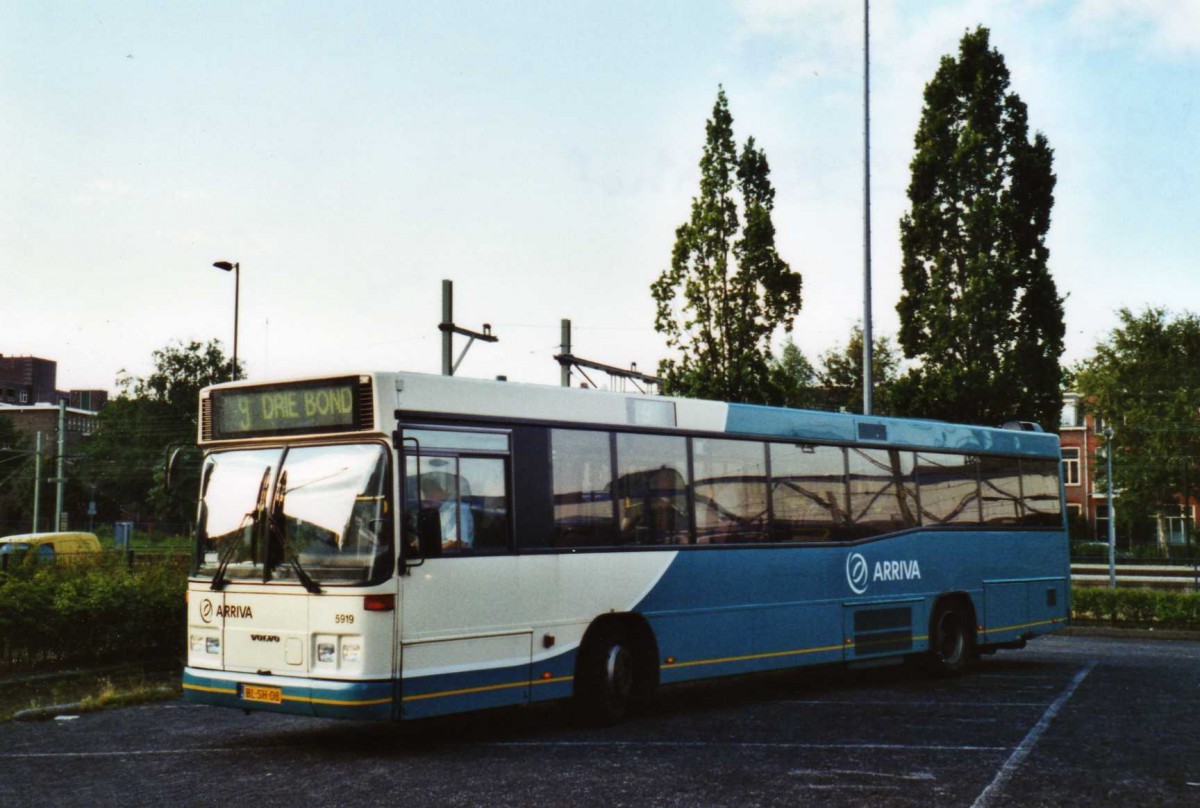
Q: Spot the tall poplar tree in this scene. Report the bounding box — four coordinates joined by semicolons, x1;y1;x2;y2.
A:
894;27;1064;429
652;88;802;403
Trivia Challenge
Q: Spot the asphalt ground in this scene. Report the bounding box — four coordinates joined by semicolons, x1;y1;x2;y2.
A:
0;634;1197;807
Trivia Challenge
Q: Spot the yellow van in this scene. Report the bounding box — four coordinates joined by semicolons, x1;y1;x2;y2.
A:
0;532;102;565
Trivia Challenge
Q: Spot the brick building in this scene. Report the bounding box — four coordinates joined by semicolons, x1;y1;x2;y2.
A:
0;355;58;405
1059;392;1195;550
1058;393;1110;542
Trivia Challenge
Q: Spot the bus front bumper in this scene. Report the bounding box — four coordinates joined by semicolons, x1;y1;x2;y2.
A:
183;668;394;720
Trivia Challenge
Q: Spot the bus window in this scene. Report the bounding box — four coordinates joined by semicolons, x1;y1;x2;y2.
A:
1020;458;1063;526
916;453;981;525
271;443;392;585
195;448;283;582
551;429;617;547
405;455;510;555
615;433;690;545
770;443;846;542
458;457;509;551
980;456;1022;525
847;448;919;537
692;438;768;544
37;543;56;564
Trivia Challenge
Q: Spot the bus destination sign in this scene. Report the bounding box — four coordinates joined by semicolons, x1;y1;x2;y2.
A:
211;379;363;439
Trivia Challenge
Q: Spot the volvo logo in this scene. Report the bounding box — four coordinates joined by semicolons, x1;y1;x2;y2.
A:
846;552;869;594
199;598;214;624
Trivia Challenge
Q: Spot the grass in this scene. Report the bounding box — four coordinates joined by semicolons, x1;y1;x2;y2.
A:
0;663;181;722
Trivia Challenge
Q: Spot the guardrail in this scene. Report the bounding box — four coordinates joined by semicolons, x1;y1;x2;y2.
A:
1071;562;1200;592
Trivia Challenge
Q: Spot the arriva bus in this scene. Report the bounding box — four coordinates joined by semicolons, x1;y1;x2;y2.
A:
182;372;1068;723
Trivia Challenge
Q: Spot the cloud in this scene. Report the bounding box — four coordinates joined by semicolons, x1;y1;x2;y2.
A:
1073;0;1200;56
71;179;134;205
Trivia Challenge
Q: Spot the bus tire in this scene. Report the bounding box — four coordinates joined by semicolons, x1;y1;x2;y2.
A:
575;627;637;726
925;601;974;677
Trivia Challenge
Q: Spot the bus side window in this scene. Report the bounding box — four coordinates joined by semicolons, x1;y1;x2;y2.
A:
459;457;510;551
615;433;691;546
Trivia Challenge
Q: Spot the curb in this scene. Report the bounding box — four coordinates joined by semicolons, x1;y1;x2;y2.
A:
1060;625;1200;642
12;702;84;722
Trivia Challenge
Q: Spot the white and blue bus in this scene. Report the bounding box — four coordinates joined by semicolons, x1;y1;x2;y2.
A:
183;371;1068;723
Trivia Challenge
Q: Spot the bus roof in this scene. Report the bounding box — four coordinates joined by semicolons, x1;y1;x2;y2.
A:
201;371;1060;458
271;371;1047;459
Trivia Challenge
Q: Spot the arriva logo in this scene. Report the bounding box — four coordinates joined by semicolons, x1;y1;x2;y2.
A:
846;552;869;594
846;553;922;594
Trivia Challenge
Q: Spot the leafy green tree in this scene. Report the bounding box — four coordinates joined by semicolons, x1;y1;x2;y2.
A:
80;340;239;528
767;338;819;409
894;27;1064;429
652;87;803;404
1073;307;1200;551
0;415;32;532
817;325;901;415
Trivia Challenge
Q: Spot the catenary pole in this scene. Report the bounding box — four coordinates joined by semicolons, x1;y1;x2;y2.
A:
561;319;572;387
55;401;66;531
1105;426;1116;588
32;431;42;532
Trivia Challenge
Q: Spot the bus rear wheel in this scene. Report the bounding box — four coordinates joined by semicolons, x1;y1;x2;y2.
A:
925;603;973;677
576;628;637;725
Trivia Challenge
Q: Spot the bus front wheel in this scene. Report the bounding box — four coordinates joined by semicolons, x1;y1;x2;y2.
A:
925;602;973;677
575;628;637;725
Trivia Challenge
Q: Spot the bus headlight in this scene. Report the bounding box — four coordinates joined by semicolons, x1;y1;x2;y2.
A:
317;642;336;663
205;637;220;655
341;642;361;663
190;634;205;652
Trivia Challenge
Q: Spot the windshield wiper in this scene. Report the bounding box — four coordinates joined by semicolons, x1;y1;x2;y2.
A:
211;467;270;591
269;470;322;594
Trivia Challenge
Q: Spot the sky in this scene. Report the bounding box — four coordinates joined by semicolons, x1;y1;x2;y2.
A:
2;0;1198;396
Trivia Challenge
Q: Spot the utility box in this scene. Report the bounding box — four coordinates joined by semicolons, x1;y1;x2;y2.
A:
113;521;134;551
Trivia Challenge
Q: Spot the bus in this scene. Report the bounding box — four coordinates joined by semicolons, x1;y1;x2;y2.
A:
182;371;1068;723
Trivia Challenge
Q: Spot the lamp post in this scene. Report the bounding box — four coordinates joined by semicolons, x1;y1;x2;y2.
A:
212;261;240;381
1104;426;1116;588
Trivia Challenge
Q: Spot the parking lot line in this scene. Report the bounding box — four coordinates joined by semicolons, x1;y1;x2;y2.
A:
490;740;1009;752
971;662;1097;808
779;699;1050;708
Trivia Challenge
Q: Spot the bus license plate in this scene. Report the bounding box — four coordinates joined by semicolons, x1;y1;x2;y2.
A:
241;684;283;705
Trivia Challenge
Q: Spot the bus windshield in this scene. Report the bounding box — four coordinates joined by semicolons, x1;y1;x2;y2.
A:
195;443;391;586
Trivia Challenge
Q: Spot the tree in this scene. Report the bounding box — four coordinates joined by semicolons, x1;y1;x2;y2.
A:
0;415;32;531
816;325;900;415
652;87;803;404
894;27;1064;429
1073;307;1200;551
767;338;819;409
80;339;239;528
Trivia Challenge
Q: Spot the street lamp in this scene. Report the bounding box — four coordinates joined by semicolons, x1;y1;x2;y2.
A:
212;261;240;381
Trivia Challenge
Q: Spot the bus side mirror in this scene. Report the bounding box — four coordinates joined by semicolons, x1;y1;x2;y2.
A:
165;447;184;492
165;445;201;495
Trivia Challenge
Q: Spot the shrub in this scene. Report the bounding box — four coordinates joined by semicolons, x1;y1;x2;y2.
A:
1071;586;1200;631
0;554;187;673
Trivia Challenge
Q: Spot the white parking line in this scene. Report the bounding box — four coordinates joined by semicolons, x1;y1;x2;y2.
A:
0;748;290;759
490;740;1008;752
971;662;1097;808
780;699;1049;708
788;768;935;782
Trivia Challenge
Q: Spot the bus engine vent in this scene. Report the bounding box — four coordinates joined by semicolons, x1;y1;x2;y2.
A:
200;394;213;442
852;606;913;657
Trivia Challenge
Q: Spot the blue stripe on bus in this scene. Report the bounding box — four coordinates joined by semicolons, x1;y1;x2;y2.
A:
724;403;1061;457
